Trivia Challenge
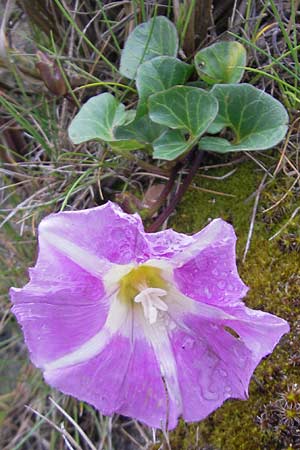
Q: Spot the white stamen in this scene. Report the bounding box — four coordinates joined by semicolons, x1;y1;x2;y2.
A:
134;287;168;324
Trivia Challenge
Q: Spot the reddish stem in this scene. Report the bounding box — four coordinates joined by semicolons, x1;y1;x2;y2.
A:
146;160;183;217
146;150;204;232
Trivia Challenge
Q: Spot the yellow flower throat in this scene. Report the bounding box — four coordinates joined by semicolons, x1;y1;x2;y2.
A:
118;265;166;302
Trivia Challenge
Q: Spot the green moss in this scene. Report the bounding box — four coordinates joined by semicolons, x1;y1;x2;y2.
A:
169;160;300;450
173;161;257;238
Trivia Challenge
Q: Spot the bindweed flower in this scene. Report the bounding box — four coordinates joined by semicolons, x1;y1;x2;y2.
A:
11;202;289;429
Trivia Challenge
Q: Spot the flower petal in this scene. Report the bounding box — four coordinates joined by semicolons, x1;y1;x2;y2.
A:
45;332;173;428
43;296;133;415
44;304;180;429
173;219;248;306
138;312;182;429
158;281;289;423
116;329;169;428
145;228;194;258
169;303;289;422
45;333;132;416
220;304;290;362
11;239;107;366
170;325;251;422
145;218;226;261
39;202;150;275
43;294;130;371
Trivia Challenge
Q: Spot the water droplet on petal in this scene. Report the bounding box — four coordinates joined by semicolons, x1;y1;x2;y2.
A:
100;395;109;408
233;346;248;368
181;336;195;350
204;287;212;299
203;387;219;401
250;340;262;354
206;350;219;367
175;397;181;407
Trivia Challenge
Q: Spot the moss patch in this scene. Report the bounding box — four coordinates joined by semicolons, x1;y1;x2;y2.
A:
169;160;300;449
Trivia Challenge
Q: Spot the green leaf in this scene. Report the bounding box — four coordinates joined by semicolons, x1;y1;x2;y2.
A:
198;137;237;153
120;16;178;80
114;114;166;144
123;109;137;125
148;86;218;137
199;84;289;153
68;93;126;144
136;56;193;117
206;121;224;134
153;129;190;160
195;41;247;84
109;140;145;151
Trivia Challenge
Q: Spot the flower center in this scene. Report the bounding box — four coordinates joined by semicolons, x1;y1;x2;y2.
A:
118;265;168;324
134;285;168;324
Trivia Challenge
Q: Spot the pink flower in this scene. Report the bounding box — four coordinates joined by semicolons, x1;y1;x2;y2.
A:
10;202;289;429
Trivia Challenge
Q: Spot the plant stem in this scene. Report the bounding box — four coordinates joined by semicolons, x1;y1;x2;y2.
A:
134;157;170;177
145;160;183;218
146;150;204;232
112;149;170;177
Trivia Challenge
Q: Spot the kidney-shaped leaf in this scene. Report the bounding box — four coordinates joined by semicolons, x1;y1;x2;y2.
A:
199;84;289;153
114;114;166;144
152;129;190;160
68;93;126;144
120;16;178;80
149;86;218;138
195;41;247;85
136;56;193;117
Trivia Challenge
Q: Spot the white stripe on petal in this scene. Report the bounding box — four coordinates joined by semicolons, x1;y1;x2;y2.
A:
146;219;229;268
166;286;236;321
41;230;111;278
137;308;183;413
44;294;130;372
173;219;231;267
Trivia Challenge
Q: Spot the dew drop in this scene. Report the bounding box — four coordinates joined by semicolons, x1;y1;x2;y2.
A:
206;350;219;367
250;340;262;354
203;387;219;401
233;347;247;368
175;397;181;407
153;245;165;252
181;336;195;350
219;368;228;377
204;287;212;299
224;386;232;395
100;395;110;409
